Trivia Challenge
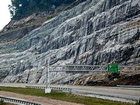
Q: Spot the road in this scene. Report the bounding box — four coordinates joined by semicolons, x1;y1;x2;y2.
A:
0;83;140;103
71;85;140;103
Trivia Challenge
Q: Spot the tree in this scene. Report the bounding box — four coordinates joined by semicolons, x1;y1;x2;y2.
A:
9;0;77;20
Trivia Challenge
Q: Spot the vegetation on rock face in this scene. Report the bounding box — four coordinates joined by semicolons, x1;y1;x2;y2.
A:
8;0;78;20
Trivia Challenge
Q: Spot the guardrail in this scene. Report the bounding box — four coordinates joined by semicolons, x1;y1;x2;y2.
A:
26;86;45;89
0;96;41;105
25;86;72;92
51;87;72;92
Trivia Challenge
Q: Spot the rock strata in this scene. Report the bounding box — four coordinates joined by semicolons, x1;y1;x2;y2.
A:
0;0;140;83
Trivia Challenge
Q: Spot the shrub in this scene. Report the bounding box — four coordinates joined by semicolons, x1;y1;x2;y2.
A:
0;100;4;105
135;99;140;105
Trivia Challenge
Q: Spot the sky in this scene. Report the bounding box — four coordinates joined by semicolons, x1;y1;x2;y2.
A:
0;0;11;30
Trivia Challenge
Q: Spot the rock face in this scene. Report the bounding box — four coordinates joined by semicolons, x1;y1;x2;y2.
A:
0;0;140;83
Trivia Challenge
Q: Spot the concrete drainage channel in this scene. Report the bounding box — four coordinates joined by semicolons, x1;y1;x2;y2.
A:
0;96;41;105
25;86;72;92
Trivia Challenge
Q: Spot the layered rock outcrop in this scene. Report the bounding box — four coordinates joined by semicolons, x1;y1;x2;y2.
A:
0;0;140;83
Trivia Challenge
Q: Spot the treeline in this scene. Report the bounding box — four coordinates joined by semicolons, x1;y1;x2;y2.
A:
8;0;76;20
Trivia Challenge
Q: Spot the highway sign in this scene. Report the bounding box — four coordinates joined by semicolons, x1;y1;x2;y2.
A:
108;64;118;73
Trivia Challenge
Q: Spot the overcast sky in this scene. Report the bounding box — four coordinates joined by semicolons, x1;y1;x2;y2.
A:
0;0;11;30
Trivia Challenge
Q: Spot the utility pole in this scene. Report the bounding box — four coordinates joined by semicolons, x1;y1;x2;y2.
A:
45;59;51;93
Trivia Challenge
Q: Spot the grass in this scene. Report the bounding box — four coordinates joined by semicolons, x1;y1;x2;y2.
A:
0;86;134;105
0;100;14;105
0;100;4;105
135;99;140;105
